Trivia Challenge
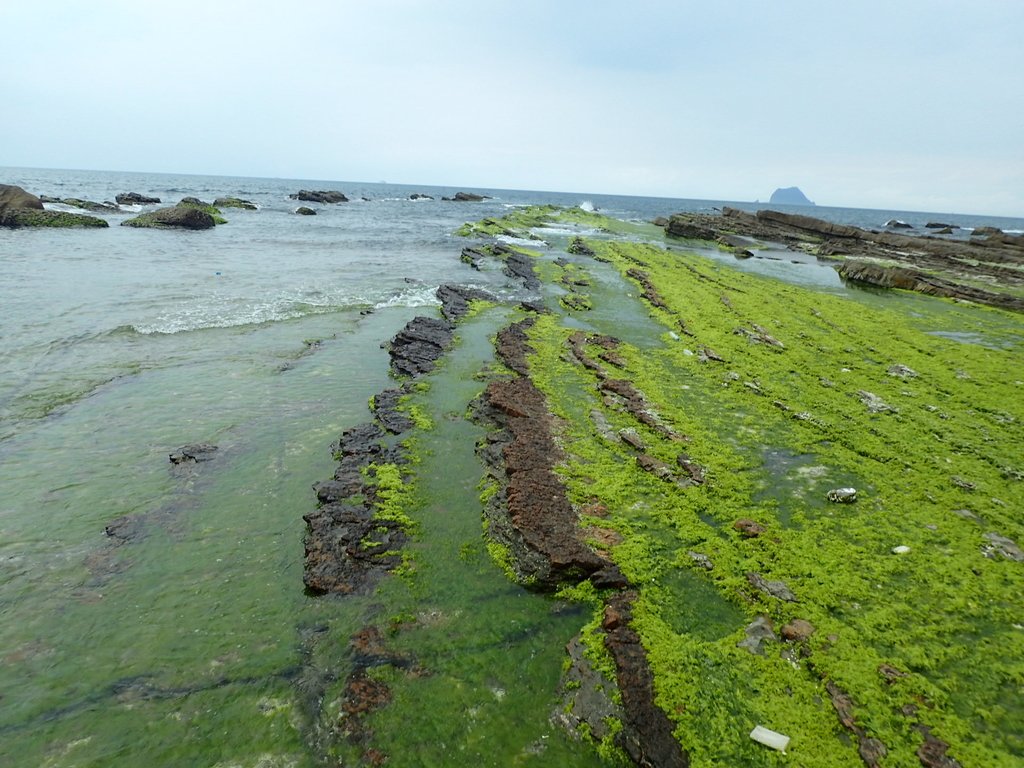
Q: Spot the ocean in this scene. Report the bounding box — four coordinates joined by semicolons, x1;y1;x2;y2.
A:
2;167;1022;766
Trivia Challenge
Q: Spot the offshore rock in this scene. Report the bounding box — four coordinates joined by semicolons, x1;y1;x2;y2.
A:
769;186;815;205
213;196;257;210
0;183;44;210
0;184;108;228
388;316;455;377
295;206;317;215
443;191;488;201
115;192;161;204
664;206;1024;312
168;443;219;464
122;205;217;230
289;190;348;203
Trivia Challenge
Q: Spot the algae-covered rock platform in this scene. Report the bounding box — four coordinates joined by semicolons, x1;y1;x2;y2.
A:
306;205;1023;766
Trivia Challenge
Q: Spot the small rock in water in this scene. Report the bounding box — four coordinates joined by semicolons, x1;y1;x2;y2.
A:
169;443;218;464
827;487;858;503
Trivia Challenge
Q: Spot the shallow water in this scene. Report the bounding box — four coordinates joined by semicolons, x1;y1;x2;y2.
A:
3;167;1024;766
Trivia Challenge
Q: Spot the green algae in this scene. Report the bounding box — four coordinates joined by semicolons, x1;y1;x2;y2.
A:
455;204;1023;765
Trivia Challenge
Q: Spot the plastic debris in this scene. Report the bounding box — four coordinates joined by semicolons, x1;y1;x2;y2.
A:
750;725;790;752
827;487;857;503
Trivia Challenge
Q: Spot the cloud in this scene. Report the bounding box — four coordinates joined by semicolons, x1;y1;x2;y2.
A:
1;1;1021;215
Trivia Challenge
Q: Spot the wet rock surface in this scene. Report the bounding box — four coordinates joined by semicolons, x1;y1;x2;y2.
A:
603;593;689;767
436;283;495;321
663;207;1024;312
473;317;623;588
387;316;455;377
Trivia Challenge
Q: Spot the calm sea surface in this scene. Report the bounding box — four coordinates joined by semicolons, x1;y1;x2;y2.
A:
2;167;1022;766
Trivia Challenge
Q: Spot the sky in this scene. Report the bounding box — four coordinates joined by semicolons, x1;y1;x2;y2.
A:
1;1;1022;216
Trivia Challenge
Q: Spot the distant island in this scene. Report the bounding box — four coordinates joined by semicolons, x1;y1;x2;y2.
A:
769;186;815;205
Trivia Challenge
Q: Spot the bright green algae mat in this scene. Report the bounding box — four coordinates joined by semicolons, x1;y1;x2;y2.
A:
458;207;1024;766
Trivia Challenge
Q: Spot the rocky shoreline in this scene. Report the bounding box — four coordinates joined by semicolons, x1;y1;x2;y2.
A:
663;207;1024;312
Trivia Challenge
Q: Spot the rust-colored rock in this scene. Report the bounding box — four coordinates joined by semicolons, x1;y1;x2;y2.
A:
602;593;689;767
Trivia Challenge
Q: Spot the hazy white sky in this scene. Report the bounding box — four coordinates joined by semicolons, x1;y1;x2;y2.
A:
2;1;1021;215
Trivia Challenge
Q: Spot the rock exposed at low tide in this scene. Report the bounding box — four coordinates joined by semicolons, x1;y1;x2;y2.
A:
0;183;109;228
122;205;217;230
289;190;348;203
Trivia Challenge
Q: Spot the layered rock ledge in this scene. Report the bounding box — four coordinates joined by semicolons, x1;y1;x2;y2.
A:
664;207;1024;312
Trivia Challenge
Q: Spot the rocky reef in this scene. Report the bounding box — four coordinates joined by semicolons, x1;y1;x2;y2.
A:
0;183;108;228
664;206;1024;312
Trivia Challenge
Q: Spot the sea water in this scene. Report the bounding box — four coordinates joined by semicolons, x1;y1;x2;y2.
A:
2;167;1022;766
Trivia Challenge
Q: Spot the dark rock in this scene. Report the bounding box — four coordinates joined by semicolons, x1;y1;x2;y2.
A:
567;237;596;257
885;219;914;229
409;193;434;200
122;206;216;230
289;190;348;203
115;192;161;205
445;191;487;201
651;216;670;228
460;246;487;270
925;222;958;230
61;198;118;212
304;423;408;595
0;184;108;228
769;186;815;205
295;206;317;215
504;249;541;290
556;635;625;743
213;196;257;210
665;215;718;240
371;387;415;434
602;593;689;767
934;227;955;234
388;316;455;377
169;443;219;464
436;283;495;322
981;532;1023;561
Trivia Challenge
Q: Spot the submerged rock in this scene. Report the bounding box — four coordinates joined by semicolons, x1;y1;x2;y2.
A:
295;206;317;215
169;443;219;464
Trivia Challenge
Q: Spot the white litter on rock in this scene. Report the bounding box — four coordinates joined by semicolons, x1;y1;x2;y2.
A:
750;725;790;752
892;545;911;554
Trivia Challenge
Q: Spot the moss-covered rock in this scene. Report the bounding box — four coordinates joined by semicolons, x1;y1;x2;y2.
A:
176;197;227;224
0;208;109;228
213;196;258;210
121;205;216;230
